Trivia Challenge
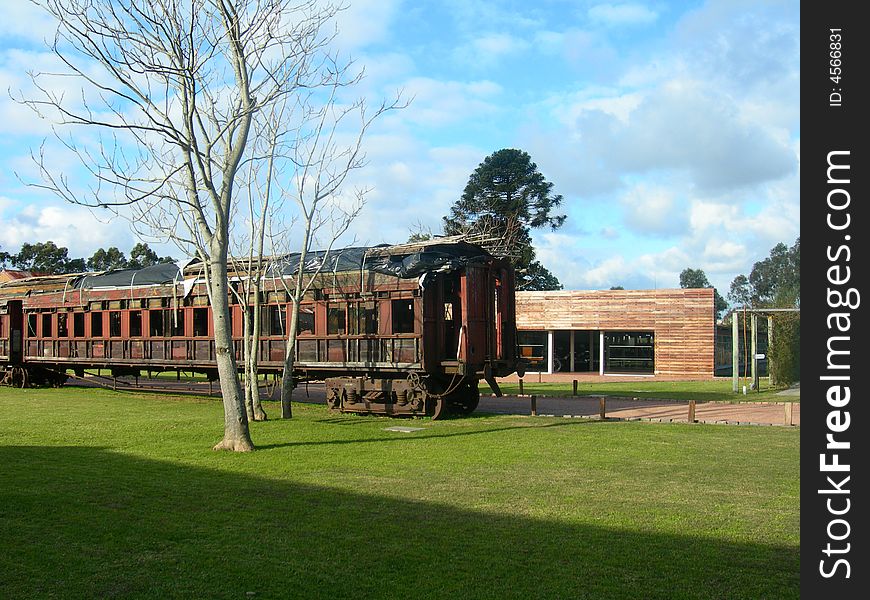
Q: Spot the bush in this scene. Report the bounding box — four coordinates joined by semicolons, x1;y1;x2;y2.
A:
769;313;800;387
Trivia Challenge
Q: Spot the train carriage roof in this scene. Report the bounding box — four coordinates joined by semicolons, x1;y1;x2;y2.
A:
0;238;493;297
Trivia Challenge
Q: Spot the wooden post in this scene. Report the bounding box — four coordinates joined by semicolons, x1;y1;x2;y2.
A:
518;378;524;395
767;315;774;383
784;402;793;426
530;395;537;416
599;396;606;420
751;313;759;391
688;400;696;423
732;312;739;393
573;379;578;396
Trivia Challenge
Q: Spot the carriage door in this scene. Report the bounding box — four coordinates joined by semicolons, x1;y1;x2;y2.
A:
6;300;23;364
442;274;461;359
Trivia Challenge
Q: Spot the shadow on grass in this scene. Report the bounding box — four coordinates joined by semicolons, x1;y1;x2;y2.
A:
0;446;798;600
259;419;600;450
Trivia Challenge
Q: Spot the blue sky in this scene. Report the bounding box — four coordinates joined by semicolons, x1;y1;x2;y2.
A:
0;0;799;296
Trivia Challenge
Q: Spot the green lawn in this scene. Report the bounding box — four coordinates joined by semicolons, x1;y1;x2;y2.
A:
0;387;799;599
489;377;799;403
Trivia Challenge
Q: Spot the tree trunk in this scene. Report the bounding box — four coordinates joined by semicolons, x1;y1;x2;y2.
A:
249;296;267;421
280;356;295;418
280;305;300;418
209;258;254;452
241;304;255;421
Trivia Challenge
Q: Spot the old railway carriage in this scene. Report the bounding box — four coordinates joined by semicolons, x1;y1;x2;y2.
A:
0;240;522;418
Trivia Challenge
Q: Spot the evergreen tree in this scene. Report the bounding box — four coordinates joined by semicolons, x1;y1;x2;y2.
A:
443;148;566;291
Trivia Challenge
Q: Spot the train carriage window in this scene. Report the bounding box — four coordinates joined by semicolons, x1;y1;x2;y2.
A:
353;301;378;335
130;310;143;337
327;305;346;335
391;299;415;334
73;313;85;338
91;312;103;337
42;314;52;338
57;313;69;337
348;304;359;335
27;314;37;337
193;308;209;337
297;305;315;335
269;305;284;336
170;310;185;337
109;311;122;337
149;309;164;337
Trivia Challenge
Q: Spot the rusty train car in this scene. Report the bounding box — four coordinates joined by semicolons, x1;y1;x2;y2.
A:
0;240;524;418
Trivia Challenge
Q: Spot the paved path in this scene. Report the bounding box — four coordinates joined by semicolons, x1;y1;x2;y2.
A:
476;395;799;426
288;385;799;426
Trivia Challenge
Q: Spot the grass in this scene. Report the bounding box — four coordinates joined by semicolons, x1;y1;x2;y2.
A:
489;377;799;403
0;387;799;599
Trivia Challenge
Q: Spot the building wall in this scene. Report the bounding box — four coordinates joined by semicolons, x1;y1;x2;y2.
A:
515;288;715;376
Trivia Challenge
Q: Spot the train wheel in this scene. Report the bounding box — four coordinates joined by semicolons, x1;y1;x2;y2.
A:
423;378;448;420
11;367;29;389
449;381;480;416
430;393;447;420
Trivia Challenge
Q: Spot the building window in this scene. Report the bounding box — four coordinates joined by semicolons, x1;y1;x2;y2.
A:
391;299;415;334
42;314;52;338
27;314;37;337
517;330;548;372
604;331;654;373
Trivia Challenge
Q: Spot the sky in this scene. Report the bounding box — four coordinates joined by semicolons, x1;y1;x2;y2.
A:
0;0;799;297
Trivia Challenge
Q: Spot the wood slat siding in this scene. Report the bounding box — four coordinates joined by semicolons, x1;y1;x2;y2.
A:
516;289;715;376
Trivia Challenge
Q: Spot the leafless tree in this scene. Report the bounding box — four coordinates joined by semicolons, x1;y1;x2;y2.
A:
260;78;401;417
20;0;379;451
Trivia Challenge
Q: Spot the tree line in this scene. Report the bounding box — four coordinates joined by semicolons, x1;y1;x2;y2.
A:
678;236;800;320
0;241;173;274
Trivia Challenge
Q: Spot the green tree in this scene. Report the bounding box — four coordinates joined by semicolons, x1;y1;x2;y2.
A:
443;148;566;291
128;243;173;269
12;241;85;274
0;247;10;268
728;237;800;308
87;247;128;271
678;267;728;320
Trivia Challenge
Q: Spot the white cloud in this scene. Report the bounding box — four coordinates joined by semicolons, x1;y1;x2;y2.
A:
588;3;659;27
620;184;689;237
391;77;503;126
0;197;130;258
332;0;403;51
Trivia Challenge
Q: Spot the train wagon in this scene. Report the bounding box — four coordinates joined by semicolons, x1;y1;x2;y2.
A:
0;239;524;418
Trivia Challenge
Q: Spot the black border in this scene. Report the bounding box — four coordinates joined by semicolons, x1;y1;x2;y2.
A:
801;3;867;596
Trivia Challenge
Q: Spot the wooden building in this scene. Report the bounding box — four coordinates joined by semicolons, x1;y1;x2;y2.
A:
515;288;715;377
